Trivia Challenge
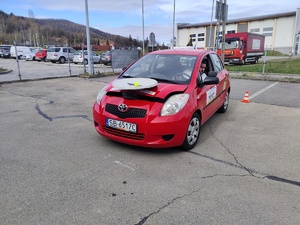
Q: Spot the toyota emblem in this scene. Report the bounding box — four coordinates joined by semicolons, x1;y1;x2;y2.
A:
118;104;128;112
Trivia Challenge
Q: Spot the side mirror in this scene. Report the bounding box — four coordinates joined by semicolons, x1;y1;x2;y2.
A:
207;71;217;77
203;76;219;85
197;74;219;87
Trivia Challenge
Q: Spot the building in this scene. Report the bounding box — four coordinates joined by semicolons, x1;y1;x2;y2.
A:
177;8;300;55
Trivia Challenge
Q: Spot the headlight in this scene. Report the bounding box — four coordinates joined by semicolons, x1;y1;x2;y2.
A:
96;85;108;105
160;94;189;116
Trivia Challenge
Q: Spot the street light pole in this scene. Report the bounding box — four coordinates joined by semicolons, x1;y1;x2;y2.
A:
142;0;145;55
85;0;93;74
172;0;176;49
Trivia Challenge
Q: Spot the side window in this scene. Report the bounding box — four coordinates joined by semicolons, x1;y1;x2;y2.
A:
63;48;67;53
202;55;213;74
210;53;224;72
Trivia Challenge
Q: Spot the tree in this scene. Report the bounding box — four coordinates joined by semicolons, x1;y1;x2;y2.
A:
187;37;193;46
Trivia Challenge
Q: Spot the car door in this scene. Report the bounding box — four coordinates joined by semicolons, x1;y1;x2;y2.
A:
196;53;224;124
209;53;229;108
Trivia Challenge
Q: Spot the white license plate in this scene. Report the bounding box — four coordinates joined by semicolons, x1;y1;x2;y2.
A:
106;118;137;133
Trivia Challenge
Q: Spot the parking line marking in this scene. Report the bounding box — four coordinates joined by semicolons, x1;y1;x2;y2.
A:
249;82;279;100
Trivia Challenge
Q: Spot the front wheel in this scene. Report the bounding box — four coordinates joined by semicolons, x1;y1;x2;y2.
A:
181;113;201;151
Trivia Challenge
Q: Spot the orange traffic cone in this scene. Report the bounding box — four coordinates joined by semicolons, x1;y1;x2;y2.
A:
241;91;250;103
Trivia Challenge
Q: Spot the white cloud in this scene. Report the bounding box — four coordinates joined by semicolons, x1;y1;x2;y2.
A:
2;0;299;44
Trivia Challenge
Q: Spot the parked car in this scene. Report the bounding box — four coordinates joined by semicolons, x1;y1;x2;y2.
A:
100;51;111;65
73;50;101;65
35;49;48;62
47;47;76;64
22;48;41;61
10;46;38;59
93;49;230;150
0;45;12;58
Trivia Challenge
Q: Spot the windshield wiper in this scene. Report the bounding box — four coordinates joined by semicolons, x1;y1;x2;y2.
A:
148;77;177;84
121;75;134;78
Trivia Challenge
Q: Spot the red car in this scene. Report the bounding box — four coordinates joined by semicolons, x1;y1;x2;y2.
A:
93;49;230;150
35;49;47;62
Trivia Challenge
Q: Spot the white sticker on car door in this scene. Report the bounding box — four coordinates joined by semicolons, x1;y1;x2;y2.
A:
206;86;217;105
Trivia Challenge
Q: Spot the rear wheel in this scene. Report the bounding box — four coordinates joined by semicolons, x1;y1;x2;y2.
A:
181;113;201;151
59;57;66;64
83;59;88;65
218;90;229;113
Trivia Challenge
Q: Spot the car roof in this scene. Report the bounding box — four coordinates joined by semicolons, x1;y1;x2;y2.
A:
148;49;212;57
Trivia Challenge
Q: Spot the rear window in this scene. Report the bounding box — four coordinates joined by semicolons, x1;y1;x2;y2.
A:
48;48;61;52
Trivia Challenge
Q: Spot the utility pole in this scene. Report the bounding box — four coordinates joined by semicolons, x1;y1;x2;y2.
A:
172;0;176;49
221;0;227;63
208;0;215;50
142;0;145;55
85;0;93;74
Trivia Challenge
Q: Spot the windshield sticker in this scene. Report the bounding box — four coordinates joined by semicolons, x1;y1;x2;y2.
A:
206;86;217;105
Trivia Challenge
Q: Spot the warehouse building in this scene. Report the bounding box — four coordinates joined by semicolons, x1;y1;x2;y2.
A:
177;8;300;55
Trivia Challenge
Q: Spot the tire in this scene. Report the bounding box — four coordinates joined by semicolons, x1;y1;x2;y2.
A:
218;90;229;113
83;59;88;65
59;57;66;64
181;113;201;151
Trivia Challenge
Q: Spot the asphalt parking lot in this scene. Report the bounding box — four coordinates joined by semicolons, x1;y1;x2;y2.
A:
0;76;300;225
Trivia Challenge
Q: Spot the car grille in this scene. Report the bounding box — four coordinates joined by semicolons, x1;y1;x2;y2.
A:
105;103;147;119
103;126;144;140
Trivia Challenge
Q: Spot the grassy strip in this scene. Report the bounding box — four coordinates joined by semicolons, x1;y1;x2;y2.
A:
226;57;300;74
0;67;7;73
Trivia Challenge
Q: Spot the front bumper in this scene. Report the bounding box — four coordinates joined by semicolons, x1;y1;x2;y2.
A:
93;102;190;149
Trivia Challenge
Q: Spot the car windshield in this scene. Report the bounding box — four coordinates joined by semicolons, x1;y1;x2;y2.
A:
217;39;240;50
121;54;197;84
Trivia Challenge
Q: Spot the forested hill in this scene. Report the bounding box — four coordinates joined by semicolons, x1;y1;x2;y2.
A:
0;10;133;47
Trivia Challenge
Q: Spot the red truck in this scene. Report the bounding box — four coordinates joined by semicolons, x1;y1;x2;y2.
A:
217;32;265;65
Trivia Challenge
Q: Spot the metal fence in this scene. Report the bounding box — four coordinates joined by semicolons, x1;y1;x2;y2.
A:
0;49;141;83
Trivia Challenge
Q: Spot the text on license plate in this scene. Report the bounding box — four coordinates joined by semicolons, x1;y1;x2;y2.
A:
106;118;137;133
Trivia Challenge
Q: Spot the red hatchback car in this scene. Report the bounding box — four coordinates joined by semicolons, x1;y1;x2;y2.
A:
93;49;230;150
35;49;47;62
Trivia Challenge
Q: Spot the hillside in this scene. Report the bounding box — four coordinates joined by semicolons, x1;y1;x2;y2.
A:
0;10;134;48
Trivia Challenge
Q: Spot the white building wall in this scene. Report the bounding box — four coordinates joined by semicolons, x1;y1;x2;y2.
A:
177;29;191;47
226;24;237;33
177;11;297;54
248;19;274;49
274;17;295;53
177;27;206;48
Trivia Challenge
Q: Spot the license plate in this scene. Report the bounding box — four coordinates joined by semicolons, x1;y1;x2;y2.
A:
106;118;137;133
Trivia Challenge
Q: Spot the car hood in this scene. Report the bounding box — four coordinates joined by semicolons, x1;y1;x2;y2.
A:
107;82;188;99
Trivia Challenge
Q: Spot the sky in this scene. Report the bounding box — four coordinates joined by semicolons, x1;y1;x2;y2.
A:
0;0;299;45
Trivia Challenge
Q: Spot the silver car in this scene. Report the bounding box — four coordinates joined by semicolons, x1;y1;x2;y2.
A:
73;50;101;65
47;47;76;64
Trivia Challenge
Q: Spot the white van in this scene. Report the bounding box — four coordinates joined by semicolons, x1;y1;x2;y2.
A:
10;46;39;59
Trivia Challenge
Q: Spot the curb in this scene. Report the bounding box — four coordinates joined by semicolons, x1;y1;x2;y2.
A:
0;70;13;75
